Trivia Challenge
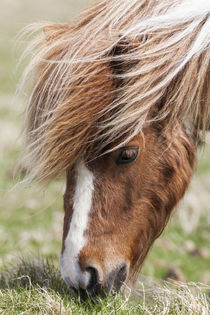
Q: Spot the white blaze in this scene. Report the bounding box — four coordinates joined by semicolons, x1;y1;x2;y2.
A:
60;161;94;289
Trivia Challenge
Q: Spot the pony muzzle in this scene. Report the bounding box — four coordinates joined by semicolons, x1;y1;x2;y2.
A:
60;254;128;296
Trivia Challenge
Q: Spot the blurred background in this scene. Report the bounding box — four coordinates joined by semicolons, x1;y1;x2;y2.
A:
0;0;209;285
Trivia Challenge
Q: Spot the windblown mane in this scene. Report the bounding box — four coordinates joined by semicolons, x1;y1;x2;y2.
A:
19;0;210;183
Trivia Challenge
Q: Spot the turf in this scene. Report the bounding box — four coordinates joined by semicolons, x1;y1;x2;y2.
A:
0;258;209;314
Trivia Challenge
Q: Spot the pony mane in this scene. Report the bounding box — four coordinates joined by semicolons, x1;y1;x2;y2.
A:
19;0;210;183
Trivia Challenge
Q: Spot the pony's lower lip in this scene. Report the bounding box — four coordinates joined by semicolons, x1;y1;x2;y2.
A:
65;283;78;295
63;277;78;293
64;278;88;296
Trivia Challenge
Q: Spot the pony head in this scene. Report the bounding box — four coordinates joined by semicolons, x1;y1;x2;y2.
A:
19;0;210;296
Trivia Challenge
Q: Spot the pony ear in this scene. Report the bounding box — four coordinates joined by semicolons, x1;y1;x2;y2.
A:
43;24;71;42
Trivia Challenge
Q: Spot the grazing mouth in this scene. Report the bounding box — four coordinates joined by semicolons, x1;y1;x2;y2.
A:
63;263;127;299
67;285;118;301
64;278;104;300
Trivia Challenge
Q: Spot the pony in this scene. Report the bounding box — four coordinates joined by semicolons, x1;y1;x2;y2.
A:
19;0;210;296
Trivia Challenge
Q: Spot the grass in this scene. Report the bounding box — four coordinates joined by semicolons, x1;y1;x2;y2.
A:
0;0;210;313
0;258;209;314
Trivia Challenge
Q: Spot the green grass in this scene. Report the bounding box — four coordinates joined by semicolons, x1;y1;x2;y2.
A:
0;258;209;314
142;218;210;283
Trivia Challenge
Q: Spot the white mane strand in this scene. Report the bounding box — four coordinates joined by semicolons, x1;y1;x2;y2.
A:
19;0;210;183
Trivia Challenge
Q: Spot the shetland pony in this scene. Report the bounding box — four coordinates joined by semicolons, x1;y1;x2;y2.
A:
19;0;210;296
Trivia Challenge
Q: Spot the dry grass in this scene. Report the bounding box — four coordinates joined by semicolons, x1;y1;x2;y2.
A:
0;258;209;314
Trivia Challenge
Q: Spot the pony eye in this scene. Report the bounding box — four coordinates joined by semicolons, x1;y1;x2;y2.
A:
116;147;139;165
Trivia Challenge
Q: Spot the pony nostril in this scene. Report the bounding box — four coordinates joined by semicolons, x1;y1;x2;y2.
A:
113;263;127;292
105;262;128;294
118;263;127;283
85;266;100;294
79;263;127;296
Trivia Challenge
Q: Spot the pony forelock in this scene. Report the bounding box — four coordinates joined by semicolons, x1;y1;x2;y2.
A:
18;0;210;183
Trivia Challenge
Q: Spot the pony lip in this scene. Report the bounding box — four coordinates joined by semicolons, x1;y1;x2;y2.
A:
19;0;210;297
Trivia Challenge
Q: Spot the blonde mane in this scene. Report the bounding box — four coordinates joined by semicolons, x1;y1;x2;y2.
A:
19;0;210;183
